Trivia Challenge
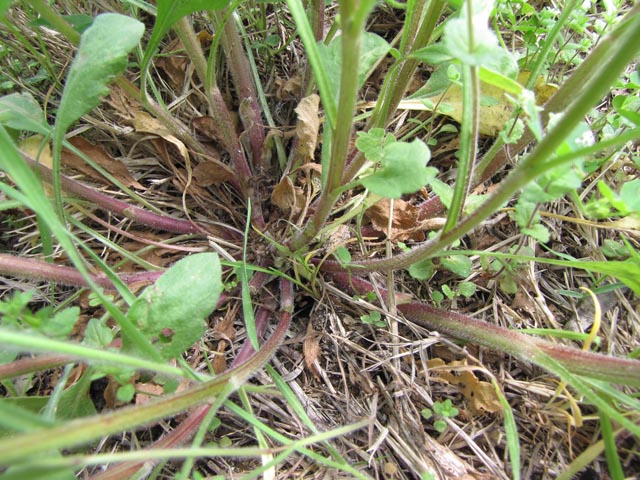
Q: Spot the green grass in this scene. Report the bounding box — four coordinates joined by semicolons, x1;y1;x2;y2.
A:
0;0;639;477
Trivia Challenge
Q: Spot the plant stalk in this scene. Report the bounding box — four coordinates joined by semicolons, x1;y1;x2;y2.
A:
332;5;640;271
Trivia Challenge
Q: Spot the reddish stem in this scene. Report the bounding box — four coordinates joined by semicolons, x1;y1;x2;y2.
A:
22;153;240;239
330;273;640;386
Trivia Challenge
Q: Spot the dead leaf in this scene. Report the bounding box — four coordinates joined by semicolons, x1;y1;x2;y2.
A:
156;37;190;90
427;359;502;416
193;115;224;143
106;84;139;123
62;137;144;189
20;135;52;168
303;321;322;380
275;74;303;100
193;160;234;186
392;72;559;137
294;94;320;161
20;135;53;195
271;175;304;213
133;111;190;163
365;198;425;242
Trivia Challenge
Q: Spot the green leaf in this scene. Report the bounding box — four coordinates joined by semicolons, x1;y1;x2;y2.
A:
57;373;97;419
428;177;453;210
31;13;95;34
360;139;436;198
41;307;78;339
442;284;455;299
619;179;640;213
420;408;433;420
82;318;114;348
522;223;550;243
317;32;390;101
457;281;476;298
440;255;472;278
433;419;447;432
411;43;454;65
355;128;396;163
0;465;76;480
116;383;135;403
443;0;501;66
0;92;50;135
126;253;223;360
55;13;145;134
408;258;435;281
141;0;229;78
431;290;444;304
334;245;352;265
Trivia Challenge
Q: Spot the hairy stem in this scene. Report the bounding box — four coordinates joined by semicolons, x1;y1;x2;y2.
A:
332;273;640;386
332;6;640;271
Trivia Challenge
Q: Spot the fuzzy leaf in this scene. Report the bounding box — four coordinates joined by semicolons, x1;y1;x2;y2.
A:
360;139;436;198
443;0;501;66
0;92;50;135
56;14;144;134
126;253;222;360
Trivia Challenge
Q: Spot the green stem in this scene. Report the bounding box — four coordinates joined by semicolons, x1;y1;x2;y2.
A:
0;311;291;465
342;0;445;183
443;63;480;232
339;6;640;272
294;0;375;246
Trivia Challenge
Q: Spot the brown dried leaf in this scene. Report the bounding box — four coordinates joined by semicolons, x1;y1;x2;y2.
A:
62;137;144;189
365;198;425;242
193;115;224;143
427;359;502;416
156;37;190;90
275;74;303;100
133;111;189;163
294;94;320;161
193;160;234;186
303;321;322;380
106;84;140;123
271;176;304;213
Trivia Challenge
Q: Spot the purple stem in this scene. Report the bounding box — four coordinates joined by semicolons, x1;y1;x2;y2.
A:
330;272;640;386
22;153;240;239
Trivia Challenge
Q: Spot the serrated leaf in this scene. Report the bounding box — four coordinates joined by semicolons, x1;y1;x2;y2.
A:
0;92;50;135
126;253;222;360
356;128;395;162
55;14;144;134
440;255;472;278
83;318;114;348
360;139;436;198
